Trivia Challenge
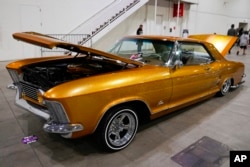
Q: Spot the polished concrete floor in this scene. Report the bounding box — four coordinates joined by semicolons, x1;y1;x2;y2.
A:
0;46;250;167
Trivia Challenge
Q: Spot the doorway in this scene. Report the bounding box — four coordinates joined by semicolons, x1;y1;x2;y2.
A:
156;15;163;35
238;22;248;31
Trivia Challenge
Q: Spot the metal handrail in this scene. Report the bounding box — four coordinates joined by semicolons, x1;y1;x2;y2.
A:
40;34;91;56
67;0;117;35
40;0;146;56
68;0;141;45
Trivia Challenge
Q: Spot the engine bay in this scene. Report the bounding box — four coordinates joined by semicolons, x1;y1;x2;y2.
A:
21;55;137;90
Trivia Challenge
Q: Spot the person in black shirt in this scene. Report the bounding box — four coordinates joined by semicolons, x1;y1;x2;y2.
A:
136;24;143;35
227;24;237;54
237;27;244;46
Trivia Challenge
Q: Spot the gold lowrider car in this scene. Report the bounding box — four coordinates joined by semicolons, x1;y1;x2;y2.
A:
6;32;245;151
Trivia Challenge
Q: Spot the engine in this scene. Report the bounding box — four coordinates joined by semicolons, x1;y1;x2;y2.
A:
22;63;101;90
20;56;137;91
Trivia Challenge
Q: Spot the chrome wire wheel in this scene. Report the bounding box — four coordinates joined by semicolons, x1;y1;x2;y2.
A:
97;107;138;151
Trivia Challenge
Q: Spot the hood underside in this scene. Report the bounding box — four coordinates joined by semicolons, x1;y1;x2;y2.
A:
12;32;142;66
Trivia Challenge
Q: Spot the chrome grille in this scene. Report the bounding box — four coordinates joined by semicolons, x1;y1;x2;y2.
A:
20;81;39;101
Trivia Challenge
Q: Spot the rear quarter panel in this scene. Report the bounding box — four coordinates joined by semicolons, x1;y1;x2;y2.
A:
205;42;245;86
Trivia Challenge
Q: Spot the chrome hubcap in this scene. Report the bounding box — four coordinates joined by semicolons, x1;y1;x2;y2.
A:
107;110;137;147
222;79;231;93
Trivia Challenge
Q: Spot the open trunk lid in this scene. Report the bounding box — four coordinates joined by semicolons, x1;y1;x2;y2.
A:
188;34;237;57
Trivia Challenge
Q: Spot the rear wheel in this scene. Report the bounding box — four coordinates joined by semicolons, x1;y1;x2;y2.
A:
95;106;138;151
217;78;231;96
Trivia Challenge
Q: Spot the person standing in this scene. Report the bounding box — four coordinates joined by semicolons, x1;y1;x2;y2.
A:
236;27;243;46
227;24;237;54
136;24;143;35
236;31;249;55
136;24;143;53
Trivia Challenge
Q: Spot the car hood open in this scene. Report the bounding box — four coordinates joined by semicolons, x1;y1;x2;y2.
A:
188;34;237;57
12;32;142;66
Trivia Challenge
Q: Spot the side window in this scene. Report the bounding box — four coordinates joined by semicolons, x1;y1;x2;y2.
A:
111;40;156;59
109;39;174;66
116;40;139;58
180;43;213;65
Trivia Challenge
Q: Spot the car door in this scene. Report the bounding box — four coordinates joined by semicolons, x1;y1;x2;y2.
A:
168;42;218;108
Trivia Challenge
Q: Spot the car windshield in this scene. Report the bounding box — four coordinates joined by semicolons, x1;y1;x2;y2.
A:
108;38;175;66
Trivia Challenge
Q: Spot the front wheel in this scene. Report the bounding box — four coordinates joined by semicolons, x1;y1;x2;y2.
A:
95;106;138;151
217;78;231;96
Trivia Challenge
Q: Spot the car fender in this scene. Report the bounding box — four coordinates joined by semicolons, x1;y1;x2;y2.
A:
93;96;151;132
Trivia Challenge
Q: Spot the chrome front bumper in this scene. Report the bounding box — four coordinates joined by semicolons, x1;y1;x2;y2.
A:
8;84;84;137
43;120;84;134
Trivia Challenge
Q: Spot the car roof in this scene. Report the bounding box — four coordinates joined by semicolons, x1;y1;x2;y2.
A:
121;35;198;42
121;34;237;57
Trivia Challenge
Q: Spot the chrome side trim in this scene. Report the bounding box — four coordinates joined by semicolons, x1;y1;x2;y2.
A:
14;88;50;120
43;120;83;134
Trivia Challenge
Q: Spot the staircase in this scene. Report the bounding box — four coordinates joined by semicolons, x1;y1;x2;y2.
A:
68;0;149;47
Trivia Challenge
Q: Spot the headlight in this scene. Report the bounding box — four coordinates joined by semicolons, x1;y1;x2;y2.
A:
45;100;69;124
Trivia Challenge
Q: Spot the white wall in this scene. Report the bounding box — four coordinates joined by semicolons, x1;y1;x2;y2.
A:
93;5;147;51
188;0;250;34
0;0;114;61
94;2;192;51
1;0;250;61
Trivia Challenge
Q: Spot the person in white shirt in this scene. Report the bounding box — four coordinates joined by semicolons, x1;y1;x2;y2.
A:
237;31;249;55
